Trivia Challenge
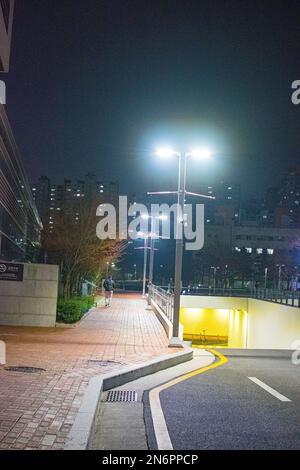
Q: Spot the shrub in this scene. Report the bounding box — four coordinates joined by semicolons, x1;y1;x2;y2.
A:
56;296;95;323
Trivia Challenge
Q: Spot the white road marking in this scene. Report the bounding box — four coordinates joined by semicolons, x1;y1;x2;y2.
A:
149;350;216;450
149;386;173;450
248;377;291;402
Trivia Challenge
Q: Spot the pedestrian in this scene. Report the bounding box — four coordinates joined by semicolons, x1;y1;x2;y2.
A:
103;275;115;307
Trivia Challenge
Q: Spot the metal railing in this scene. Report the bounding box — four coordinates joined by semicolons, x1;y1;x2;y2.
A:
148;284;174;323
253;287;300;307
181;286;252;297
153;285;300;309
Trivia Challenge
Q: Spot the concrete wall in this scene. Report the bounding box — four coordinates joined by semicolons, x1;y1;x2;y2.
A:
181;295;248;310
0;263;59;327
247;299;300;350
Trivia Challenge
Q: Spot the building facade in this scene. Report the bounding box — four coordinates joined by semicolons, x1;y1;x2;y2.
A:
0;0;14;72
0;105;43;261
31;175;119;231
0;1;42;262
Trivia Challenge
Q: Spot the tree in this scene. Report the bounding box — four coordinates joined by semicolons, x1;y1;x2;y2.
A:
43;199;126;299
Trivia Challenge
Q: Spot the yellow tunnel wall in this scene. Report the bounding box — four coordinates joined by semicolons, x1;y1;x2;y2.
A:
180;307;247;347
228;309;247;348
180;307;229;337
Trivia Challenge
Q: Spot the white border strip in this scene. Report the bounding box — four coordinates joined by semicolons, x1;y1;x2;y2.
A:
248;377;291;402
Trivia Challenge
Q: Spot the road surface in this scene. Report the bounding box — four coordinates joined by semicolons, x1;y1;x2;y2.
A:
145;353;300;450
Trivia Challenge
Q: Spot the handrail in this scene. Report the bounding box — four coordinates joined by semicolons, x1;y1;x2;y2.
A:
148;284;174;323
153;285;300;309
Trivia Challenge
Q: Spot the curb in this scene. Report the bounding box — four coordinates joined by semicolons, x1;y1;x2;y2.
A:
64;347;193;450
215;348;294;358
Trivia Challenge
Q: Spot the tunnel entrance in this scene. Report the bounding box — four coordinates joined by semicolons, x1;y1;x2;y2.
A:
180;307;247;348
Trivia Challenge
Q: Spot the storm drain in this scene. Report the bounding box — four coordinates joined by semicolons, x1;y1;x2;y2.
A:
103;390;138;402
5;366;45;374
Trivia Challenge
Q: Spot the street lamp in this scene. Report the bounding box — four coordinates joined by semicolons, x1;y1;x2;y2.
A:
137;231;149;297
264;267;268;290
211;266;220;291
155;146;213;347
142;214;167;287
277;264;285;291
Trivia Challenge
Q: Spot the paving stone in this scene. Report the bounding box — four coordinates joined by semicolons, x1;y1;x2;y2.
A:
0;294;175;449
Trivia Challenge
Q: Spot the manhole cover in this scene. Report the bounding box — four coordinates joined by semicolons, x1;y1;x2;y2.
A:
104;390;138;402
5;366;45;373
88;360;122;367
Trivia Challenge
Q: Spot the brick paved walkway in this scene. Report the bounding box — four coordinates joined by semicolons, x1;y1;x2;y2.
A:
0;294;173;450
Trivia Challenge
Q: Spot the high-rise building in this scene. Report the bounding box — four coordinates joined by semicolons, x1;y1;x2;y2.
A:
0;0;14;72
277;167;300;227
31;175;119;232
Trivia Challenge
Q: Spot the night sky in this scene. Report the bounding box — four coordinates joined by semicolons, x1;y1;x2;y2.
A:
4;0;300;199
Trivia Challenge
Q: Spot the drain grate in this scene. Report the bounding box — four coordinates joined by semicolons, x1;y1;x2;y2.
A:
104;390;138;402
5;366;45;374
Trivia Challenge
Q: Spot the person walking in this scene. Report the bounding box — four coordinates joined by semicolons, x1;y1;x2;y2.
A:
103;275;115;307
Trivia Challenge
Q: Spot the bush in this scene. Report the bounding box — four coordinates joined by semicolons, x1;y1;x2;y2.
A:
56;295;95;324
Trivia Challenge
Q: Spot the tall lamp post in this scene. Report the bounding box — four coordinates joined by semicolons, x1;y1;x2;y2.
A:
155;147;213;347
277;264;285;291
142;214;167;303
135;231;150;297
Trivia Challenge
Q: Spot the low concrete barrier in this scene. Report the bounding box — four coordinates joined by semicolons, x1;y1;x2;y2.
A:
0;262;59;327
64;347;193;450
150;298;173;339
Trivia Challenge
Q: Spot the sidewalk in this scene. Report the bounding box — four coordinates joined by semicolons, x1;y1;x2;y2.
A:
0;294;173;450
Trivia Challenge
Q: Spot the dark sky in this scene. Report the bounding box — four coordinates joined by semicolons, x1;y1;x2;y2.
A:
4;0;300;199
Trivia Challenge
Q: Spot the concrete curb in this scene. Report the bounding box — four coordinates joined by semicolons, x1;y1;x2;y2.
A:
64;347;193;450
216;348;294;358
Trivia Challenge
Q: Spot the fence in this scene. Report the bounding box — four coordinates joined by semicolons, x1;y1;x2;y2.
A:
148;284;174;323
150;284;300;310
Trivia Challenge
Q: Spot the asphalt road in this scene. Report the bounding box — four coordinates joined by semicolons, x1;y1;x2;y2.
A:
145;354;300;450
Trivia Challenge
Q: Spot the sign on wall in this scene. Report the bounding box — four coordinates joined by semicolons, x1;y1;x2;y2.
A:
0;262;24;282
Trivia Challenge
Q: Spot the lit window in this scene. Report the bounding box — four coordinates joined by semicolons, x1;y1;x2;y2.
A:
246;247;252;253
234;247;241;252
257;248;263;254
267;248;274;255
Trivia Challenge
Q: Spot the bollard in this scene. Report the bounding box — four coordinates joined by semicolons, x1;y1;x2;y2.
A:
0;341;6;365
